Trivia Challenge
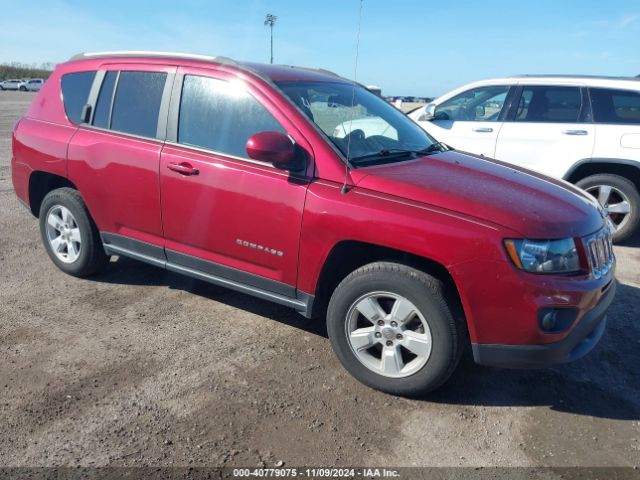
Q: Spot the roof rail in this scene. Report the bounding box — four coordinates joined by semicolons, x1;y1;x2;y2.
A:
68;51;240;67
512;74;640;81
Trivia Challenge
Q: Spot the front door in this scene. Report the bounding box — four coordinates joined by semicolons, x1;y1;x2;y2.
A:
416;84;511;157
159;67;313;293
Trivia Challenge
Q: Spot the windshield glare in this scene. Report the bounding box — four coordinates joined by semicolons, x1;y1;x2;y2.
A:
276;81;437;164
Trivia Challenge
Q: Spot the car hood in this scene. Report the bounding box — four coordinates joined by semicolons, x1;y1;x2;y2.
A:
351;150;604;238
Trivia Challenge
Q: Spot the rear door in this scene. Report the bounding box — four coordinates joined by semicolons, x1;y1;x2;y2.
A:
159;66;313;291
67;64;175;248
494;84;595;178
416;85;511;157
590;87;640;162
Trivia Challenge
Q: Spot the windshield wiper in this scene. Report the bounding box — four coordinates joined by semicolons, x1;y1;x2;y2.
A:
350;148;421;164
420;142;450;154
350;143;451;165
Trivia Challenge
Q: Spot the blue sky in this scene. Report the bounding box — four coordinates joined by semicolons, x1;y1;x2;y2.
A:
1;0;638;96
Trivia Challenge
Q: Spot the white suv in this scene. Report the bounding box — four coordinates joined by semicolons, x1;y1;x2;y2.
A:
23;78;44;91
0;79;25;91
409;76;640;242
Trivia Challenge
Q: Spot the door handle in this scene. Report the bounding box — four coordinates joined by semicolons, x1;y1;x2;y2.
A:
472;127;493;133
167;162;199;176
562;129;588;136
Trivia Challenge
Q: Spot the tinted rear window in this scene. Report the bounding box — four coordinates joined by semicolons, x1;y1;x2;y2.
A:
61;71;96;124
110;71;167;138
591;88;640;125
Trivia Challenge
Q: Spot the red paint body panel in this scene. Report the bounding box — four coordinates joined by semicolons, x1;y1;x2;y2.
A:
350;152;603;239
449;260;613;344
160;144;309;286
10;54;614;352
12;117;75;207
67;128;165;243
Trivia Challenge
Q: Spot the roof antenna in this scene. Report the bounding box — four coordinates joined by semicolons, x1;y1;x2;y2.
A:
341;0;364;195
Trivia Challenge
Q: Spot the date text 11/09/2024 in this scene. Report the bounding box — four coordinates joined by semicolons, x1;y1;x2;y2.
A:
232;468;400;477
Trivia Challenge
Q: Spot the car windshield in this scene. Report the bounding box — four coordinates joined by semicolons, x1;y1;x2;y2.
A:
276;81;440;166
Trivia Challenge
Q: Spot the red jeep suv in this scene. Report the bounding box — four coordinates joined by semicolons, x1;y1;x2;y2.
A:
11;51;616;395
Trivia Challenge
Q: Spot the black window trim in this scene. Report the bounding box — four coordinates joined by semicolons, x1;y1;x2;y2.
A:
106;71;120;129
78;68;175;143
504;84;592;124
165;71;301;171
497;86;519;122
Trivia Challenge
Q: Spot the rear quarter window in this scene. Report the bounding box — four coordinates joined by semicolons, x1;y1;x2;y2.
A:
60;71;96;124
590;88;640;125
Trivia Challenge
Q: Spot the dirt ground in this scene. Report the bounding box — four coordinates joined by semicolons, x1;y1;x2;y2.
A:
0;90;639;471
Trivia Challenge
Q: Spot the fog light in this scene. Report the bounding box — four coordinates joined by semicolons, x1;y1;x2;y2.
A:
538;308;578;333
540;311;557;331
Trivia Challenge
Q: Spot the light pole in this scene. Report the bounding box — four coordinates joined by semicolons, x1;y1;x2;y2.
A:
264;13;277;64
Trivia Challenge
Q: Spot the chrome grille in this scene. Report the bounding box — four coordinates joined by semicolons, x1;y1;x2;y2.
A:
583;227;614;279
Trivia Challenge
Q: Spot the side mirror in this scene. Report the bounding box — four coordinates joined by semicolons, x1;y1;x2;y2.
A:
419;103;436;121
246;131;296;166
475;104;486;118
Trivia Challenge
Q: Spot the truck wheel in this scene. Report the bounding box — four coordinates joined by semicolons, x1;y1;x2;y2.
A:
326;262;463;396
577;174;640;243
39;188;108;277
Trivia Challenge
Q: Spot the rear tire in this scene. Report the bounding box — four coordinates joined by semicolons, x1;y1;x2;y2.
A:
576;173;640;243
19;86;27;91
39;188;108;277
326;262;464;397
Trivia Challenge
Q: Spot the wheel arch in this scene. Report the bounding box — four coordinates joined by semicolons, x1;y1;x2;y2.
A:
310;240;467;331
28;171;78;217
563;158;640;191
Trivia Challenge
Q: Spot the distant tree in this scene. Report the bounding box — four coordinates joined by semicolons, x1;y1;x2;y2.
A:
0;62;53;81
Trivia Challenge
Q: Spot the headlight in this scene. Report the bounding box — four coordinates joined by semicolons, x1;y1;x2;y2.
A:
504;238;580;273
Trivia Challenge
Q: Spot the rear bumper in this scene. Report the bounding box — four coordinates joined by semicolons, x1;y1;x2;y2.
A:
472;279;616;369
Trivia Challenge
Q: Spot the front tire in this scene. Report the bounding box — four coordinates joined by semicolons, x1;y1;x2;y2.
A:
19;86;27;91
39;188;108;277
576;174;640;243
326;262;464;396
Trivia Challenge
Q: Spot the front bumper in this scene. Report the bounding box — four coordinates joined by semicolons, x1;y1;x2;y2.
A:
471;278;616;369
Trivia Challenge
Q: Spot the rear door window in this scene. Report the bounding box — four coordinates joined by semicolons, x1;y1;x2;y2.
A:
61;71;96;124
110;71;167;138
177;75;285;158
514;86;582;123
590;88;640;125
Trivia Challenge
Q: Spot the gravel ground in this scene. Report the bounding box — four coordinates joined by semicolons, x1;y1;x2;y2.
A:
0;90;639;471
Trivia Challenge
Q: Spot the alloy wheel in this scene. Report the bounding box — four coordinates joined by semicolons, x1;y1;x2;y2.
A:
45;205;82;263
345;291;432;378
585;184;632;233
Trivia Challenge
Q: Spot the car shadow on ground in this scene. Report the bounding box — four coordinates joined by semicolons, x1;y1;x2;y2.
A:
91;256;639;422
93;256;329;338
